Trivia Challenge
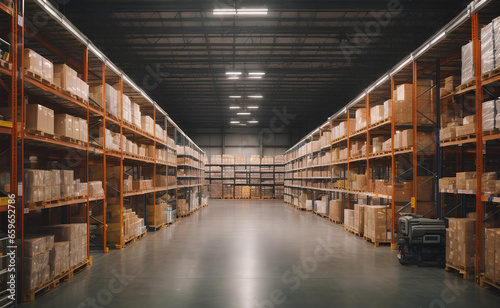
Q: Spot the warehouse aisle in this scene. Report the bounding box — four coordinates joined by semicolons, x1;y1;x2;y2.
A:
22;201;499;308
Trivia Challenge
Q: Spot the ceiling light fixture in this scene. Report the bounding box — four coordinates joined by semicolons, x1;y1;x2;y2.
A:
249;72;266;76
226;72;242;75
213;9;237;15
229;106;241;109
248;95;263;99
237;8;268;15
248;121;259;124
228;77;240;80
230;121;240;124
229;96;242;98
248;106;259;109
237;112;251;116
249;76;263;79
239;124;247;126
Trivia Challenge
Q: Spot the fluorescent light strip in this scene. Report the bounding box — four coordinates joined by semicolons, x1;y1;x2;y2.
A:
213;9;237;15
249;76;263;79
248;121;259;124
248;95;263;98
237;113;251;116
229;96;241;98
249;72;266;75
248;106;259;109
230;121;240;124
237;9;268;15
228;77;240;80
229;106;241;109
226;72;242;75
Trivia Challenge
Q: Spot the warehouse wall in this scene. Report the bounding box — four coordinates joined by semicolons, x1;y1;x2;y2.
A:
188;128;293;158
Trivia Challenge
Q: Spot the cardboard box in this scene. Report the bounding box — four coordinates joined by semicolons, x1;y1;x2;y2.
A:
26;104;54;135
355;108;366;131
445;76;460;93
482;100;500;132
462;42;474;85
354;204;365;233
440;126;456;141
54;114;73;138
24;49;43;75
463;115;476;125
456;124;476;137
456;172;476;190
383;100;392;120
42;58;53;83
370;105;384;125
329;200;343;222
54;64;77;93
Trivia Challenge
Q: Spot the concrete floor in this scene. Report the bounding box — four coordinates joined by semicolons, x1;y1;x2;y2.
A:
22;200;500;308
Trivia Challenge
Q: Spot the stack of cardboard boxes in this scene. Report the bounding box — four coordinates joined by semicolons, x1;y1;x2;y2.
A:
485;228;500;282
177;199;188;216
461;42;474;85
329;200;343;222
54;113;88;142
344;209;354;229
394;129;433;150
483;100;500;132
364;205;391;242
55;64;88;101
23;235;54;291
355;108;367;131
481;17;500;76
446;218;476;268
315;195;328;216
123;209;146;241
250;155;260;165
353;204;365;234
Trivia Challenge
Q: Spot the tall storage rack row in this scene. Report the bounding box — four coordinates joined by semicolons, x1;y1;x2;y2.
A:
206;155;285;200
0;0;205;303
284;0;500;286
176;134;208;217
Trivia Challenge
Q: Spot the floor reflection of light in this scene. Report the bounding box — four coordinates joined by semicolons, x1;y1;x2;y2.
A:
240;228;257;308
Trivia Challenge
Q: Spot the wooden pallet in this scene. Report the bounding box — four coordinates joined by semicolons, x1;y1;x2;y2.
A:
483;129;500;137
345;226;362;237
442;133;476;143
149;223;167;232
456;80;476;92
25;70;43;82
329;218;344;226
26;129;57;140
179;212;191;218
482;67;500;80
480;275;500;291
116;231;147;249
59;135;87;147
22;258;92;302
445;262;474;280
363;235;390;247
315;212;328;218
369;118;391;129
395;146;412;153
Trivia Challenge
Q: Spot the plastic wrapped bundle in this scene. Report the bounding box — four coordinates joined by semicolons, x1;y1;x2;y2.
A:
344;209;354;229
462;42;474;85
482;21;495;75
482;100;500;132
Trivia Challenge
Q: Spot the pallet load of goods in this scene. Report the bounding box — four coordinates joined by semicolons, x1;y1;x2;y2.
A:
23;224;88;296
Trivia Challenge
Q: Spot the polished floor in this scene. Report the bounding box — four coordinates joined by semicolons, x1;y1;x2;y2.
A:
23;200;500;308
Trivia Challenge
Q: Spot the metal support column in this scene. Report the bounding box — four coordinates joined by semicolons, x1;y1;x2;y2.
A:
472;12;484;283
391;77;397;249
435;59;442;219
412;60;418;215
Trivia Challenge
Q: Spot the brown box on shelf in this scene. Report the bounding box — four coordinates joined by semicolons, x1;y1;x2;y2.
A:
54;114;73;138
465;179;477;190
235;156;247;164
26;104;54;135
24;48;43;76
370;105;385;125
439;177;456;190
445;76;460;93
394;183;411;202
456;124;476;137
456;172;476;190
250;155;260;165
440;127;456;141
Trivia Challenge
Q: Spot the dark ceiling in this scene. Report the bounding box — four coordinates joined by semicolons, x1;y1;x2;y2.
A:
53;0;470;138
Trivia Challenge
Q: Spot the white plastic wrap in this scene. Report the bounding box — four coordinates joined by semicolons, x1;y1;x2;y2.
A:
462;42;474;85
482;100;500;131
481;22;495;75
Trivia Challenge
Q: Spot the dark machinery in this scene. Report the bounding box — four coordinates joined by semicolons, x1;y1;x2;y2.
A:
397;214;446;266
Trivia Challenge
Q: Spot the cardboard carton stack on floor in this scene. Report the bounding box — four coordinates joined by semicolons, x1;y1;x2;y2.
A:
344;209;354;229
446;218;476;268
353;204;365;234
123;209;146;241
315;195;328;215
45;224;87;269
146;203;167;227
251;186;260;198
485;228;500;282
177;199;188;216
23;235;54;291
329;200;343;222
364;206;391;242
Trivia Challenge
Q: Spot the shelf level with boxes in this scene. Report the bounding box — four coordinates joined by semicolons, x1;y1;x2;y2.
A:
206;155;285;199
284;0;500;285
0;0;206;302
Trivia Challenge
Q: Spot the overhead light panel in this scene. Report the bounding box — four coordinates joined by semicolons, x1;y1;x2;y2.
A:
226;72;242;75
230;121;240;124
249;76;263;79
229;96;241;98
248;95;263;99
248;106;259;109
248;120;259;124
237;8;268;15
249;72;266;76
213;9;237;15
229;106;241;109
237;112;251;116
228;77;240;80
239;124;247;126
